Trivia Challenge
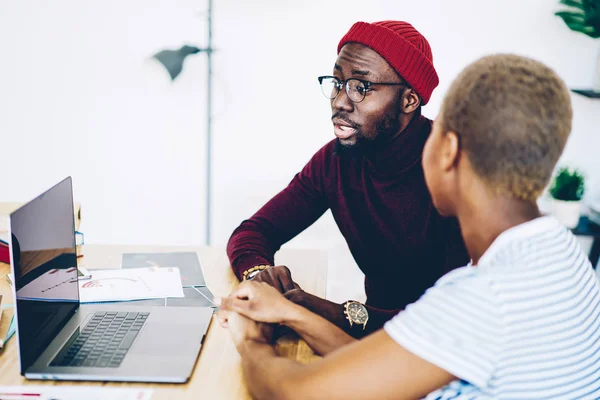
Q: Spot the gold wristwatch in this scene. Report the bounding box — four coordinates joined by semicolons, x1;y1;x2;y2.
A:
242;264;270;281
344;301;369;330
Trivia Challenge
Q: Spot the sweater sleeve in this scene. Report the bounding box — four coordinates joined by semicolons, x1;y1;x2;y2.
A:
357;218;468;337
227;143;332;280
384;269;503;389
360;306;402;336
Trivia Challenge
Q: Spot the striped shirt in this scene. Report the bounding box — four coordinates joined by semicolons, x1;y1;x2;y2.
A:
384;216;600;399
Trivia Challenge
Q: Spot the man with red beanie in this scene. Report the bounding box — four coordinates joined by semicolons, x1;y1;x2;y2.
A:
226;20;468;337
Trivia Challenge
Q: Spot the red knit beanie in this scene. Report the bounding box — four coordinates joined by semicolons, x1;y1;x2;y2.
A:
338;21;439;105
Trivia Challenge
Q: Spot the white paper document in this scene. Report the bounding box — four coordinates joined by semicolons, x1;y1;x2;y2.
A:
79;267;184;303
0;386;152;400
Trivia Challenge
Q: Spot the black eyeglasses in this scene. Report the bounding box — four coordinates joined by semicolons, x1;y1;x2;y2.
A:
318;75;409;103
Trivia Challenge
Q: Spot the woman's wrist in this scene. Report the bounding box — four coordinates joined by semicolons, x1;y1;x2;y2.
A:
281;301;309;328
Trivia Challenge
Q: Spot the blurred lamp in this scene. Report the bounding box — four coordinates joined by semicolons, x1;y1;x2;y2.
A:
153;45;205;80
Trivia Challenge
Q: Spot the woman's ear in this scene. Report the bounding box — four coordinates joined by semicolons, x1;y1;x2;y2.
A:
441;131;460;171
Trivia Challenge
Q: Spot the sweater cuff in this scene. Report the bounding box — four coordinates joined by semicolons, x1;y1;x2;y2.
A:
231;254;272;281
362;305;402;336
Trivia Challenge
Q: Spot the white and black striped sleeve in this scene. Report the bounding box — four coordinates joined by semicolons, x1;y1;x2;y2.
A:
384;269;504;389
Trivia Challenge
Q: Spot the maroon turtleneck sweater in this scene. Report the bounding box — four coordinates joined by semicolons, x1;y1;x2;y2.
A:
227;112;469;334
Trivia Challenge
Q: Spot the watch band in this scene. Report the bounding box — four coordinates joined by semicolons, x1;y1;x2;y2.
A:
242;264;270;281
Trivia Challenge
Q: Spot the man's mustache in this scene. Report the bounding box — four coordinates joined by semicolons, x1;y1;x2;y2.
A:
332;113;360;129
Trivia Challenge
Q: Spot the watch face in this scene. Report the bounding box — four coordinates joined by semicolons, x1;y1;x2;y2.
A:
347;302;368;324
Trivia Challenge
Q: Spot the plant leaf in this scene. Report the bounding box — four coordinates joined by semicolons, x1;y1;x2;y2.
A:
555;11;586;20
550;167;585;201
555;2;600;37
559;0;586;10
565;21;596;33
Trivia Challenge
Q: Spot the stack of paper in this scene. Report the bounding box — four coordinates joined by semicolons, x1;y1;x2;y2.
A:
122;252;206;286
78;267;185;303
122;252;216;307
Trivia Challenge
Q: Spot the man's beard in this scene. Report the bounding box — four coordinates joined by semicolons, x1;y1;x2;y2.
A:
333;110;402;160
333;130;369;159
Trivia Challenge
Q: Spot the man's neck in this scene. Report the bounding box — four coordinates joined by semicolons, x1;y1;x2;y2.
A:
388;110;417;143
457;193;542;265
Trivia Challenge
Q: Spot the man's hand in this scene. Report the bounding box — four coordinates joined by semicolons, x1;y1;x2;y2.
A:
217;309;274;348
219;280;300;324
250;265;300;293
284;289;347;328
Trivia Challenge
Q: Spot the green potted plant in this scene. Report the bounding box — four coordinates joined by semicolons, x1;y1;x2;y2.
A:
555;0;600;92
549;167;586;228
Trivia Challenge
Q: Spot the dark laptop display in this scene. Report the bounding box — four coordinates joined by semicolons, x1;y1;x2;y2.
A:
9;177;211;383
10;177;79;373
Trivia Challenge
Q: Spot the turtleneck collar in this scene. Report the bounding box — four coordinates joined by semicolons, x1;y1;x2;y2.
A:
364;109;432;174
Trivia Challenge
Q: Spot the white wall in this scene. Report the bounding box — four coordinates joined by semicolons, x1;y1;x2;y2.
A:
0;0;208;246
1;1;599;300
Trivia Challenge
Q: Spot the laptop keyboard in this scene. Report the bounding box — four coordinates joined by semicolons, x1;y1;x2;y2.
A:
50;311;149;368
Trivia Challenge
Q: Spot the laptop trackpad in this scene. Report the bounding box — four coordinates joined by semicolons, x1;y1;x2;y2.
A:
132;323;201;356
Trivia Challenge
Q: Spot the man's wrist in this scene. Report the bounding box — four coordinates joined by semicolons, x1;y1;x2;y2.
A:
243;264;271;280
246;269;262;280
343;300;369;331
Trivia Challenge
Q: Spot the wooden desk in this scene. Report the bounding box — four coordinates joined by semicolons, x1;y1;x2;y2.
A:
0;245;327;399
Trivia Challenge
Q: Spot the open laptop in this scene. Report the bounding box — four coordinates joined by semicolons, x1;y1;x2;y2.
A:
8;177;213;382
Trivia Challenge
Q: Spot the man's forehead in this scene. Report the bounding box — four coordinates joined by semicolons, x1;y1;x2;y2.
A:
335;43;395;78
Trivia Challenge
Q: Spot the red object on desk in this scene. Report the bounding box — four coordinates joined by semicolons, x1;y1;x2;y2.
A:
0;242;9;264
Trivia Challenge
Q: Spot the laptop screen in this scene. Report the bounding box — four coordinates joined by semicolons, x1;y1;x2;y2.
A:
10;177;79;373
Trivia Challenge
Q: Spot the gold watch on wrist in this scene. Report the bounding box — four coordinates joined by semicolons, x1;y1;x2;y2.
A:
344;300;369;330
242;264;270;281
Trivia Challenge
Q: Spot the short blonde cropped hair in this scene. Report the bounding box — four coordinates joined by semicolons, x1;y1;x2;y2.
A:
441;54;573;201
